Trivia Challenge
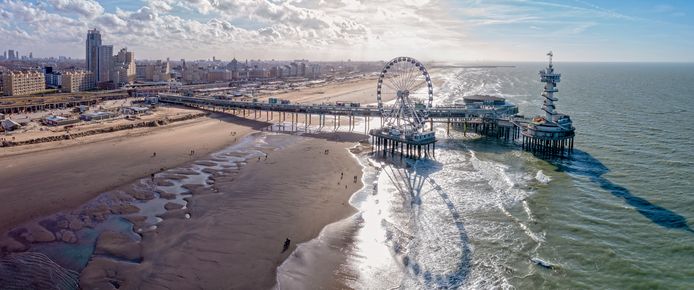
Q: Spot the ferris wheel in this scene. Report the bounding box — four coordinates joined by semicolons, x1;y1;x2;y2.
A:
376;56;434;134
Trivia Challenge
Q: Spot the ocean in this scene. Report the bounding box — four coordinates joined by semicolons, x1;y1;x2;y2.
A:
277;62;694;289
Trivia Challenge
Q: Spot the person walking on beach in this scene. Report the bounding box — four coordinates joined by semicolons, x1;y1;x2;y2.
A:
151;173;155;181
152;152;157;157
282;238;291;253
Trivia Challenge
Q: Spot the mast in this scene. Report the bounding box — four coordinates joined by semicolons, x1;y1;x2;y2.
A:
539;51;560;121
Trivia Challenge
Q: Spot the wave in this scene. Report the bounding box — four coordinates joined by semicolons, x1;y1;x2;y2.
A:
535;170;552;184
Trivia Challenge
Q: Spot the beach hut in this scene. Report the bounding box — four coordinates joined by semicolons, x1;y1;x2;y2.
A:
44;115;80;126
122;106;150;115
80;111;116;121
1;119;21;131
144;97;159;105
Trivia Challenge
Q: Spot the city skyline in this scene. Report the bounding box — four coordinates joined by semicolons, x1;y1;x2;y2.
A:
1;0;693;62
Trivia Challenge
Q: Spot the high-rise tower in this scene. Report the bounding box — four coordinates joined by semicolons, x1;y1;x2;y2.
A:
86;29;102;81
97;45;113;83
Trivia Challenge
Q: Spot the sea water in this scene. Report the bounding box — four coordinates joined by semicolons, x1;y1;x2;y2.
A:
278;63;694;289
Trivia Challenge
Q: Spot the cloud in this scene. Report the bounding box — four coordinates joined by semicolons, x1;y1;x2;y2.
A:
48;0;104;18
145;0;175;13
129;7;157;21
0;0;465;60
95;13;127;28
6;0;678;62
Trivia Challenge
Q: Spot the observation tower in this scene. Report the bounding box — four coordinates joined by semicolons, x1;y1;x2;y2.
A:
521;52;575;156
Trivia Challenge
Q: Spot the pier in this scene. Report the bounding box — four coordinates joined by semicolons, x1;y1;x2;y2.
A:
156;54;575;158
157;94;520;139
155;98;570;158
158;94;531;155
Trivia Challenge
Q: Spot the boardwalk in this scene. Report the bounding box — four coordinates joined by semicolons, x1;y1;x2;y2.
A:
157;94;518;121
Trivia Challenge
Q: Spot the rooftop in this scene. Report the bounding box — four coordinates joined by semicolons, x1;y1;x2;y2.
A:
462;95;506;103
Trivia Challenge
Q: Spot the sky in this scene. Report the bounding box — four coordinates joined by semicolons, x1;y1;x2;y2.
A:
1;0;693;62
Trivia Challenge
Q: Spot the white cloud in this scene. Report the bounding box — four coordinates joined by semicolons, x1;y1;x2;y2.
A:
0;0;520;61
129;7;157;21
48;0;104;18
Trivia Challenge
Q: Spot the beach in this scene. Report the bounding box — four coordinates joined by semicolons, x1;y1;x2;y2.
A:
0;112;268;235
0;79;373;288
259;76;380;105
78;132;366;289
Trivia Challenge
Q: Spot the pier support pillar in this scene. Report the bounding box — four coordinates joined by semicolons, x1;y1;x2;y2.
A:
447;118;451;136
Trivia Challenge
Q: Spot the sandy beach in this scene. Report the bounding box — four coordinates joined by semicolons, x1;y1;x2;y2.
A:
0;75;380;289
77;132;366;289
259;76;382;105
261;69;443;106
1;104;372;290
0;112;268;235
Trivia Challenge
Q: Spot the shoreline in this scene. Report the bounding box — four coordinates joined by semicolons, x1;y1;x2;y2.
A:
0;127;369;289
0;112;269;235
275;140;376;289
77;131;367;288
1;76;383;287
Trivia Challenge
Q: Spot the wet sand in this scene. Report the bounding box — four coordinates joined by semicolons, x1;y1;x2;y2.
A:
0;113;268;235
79;133;366;289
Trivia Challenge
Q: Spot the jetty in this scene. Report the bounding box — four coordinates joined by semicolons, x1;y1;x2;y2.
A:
157;54;575;158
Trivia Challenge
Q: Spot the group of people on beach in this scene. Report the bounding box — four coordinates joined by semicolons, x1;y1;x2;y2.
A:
339;171;359;185
257;153;268;161
151;149;199;158
148;148;197;181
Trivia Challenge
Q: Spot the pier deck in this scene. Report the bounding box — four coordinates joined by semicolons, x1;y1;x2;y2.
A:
157;94;518;120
